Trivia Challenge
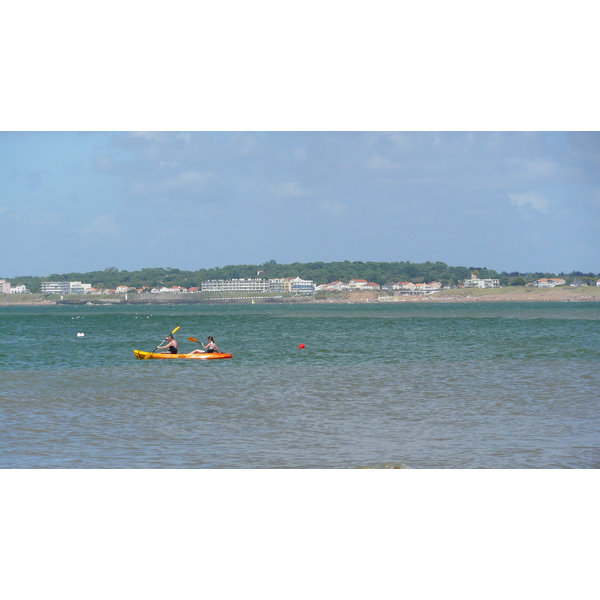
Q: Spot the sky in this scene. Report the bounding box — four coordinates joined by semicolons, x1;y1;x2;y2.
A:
1;131;599;278
2;3;599;279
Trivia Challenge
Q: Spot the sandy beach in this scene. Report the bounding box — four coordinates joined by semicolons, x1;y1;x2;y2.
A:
323;286;600;303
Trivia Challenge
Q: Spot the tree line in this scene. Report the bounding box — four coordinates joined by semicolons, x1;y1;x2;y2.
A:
6;261;599;293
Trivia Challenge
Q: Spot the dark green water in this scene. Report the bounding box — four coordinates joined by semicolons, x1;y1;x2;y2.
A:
1;302;599;468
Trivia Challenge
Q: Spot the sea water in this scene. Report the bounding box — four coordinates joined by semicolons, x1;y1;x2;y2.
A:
1;301;599;468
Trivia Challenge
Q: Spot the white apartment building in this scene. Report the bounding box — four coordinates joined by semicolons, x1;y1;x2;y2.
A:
201;277;315;294
289;276;315;294
0;279;11;294
268;278;287;293
202;278;270;293
41;281;92;294
463;274;501;288
41;281;72;294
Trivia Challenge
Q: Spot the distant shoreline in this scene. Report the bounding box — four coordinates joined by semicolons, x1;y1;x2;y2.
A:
358;286;600;303
1;286;599;306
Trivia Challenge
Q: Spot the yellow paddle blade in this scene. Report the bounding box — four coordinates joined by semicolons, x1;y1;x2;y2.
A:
171;326;181;334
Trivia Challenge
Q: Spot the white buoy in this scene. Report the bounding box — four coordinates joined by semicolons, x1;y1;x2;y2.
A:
77;332;85;337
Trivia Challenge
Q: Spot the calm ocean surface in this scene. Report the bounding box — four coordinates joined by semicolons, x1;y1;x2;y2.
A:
1;301;599;468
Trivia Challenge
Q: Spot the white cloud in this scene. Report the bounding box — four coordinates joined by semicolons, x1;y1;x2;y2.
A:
293;147;307;160
93;154;115;172
319;200;347;214
271;181;306;199
524;158;557;178
129;132;160;141
506;156;581;183
133;170;211;198
508;191;551;213
368;154;396;171
389;132;412;151
79;214;120;237
157;170;210;193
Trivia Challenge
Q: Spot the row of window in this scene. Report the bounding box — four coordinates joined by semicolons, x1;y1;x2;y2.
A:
201;278;314;293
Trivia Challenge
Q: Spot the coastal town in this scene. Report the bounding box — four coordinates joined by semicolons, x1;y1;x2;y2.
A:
1;274;600;304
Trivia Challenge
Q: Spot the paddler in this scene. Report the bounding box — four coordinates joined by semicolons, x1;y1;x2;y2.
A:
157;334;178;354
189;336;219;354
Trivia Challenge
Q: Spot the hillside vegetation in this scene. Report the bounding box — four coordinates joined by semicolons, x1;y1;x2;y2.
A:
6;261;599;293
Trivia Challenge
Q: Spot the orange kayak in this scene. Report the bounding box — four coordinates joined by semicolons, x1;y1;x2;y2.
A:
133;350;233;360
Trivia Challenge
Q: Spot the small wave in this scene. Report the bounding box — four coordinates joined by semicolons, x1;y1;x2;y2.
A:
355;462;410;469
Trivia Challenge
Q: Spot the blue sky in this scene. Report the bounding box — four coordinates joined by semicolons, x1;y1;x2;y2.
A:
1;131;599;277
2;4;599;279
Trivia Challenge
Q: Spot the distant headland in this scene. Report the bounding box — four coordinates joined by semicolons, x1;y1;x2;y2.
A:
1;260;599;305
3;260;599;292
